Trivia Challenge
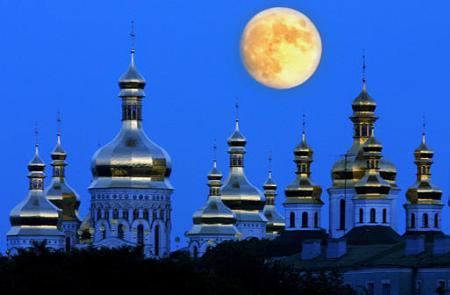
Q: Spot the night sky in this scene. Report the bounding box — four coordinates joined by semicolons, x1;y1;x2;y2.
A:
1;0;450;252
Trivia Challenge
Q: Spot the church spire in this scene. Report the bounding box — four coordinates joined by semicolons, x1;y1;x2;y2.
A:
263;154;277;206
51;112;67;179
350;53;378;144
227;101;247;167
29;126;45;190
284;118;322;204
119;21;146;122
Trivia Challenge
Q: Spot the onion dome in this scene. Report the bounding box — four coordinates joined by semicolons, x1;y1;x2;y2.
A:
331;76;397;189
284;127;323;205
262;164;285;237
45;132;81;222
8;144;63;237
89;49;172;190
187;160;239;237
354;131;391;199
221;119;266;223
406;132;442;204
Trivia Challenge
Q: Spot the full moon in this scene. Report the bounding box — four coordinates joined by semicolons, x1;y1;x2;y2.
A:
241;7;322;89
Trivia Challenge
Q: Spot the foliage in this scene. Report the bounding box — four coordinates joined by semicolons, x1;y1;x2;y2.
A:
0;239;355;295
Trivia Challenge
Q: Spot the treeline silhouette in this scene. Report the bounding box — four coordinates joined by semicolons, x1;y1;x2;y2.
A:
0;239;355;295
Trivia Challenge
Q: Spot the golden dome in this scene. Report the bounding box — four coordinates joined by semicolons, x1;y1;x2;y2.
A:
331;84;397;188
187;160;239;237
221;120;266;217
89;50;172;190
8;145;63;237
284;129;323;205
354;133;391;199
406;133;442;204
45;133;81;222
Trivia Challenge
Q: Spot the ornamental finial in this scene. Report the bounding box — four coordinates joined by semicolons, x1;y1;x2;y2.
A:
268;152;273;178
301;114;306;142
213;139;217;168
34;123;39;150
362;50;366;90
422;114;426;145
130;20;136;53
235;98;240;128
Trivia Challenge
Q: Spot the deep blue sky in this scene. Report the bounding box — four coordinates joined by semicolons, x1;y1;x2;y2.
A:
1;0;450;252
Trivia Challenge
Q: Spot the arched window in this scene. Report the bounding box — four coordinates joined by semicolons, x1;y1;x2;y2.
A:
301;212;308;228
113;208;119;219
423;213;429;228
289;212;295;228
370;208;376;223
435;213;439;228
123;209;129;221
137;224;144;245
97;209;102;220
133;209;139;220
382;209;387;223
193;246;198;259
314;212;319;228
361;124;368;137
104;209;109;220
143;209;149;220
359;208;364;223
65;237;71;252
154;225;160;257
118;224;125;240
339;199;346;230
411;213;416;228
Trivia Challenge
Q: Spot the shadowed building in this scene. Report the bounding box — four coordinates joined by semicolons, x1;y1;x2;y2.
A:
45;128;81;251
186;158;239;257
85;46;173;258
262;161;285;239
220;118;267;239
7;142;65;254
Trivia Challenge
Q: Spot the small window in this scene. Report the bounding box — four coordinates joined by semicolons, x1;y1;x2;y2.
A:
361;124;368;137
382;209;387;223
437;281;445;295
301;212;308;228
339;199;346;230
123;209;129;220
133;209;139;220
359;208;364;223
143;209;149;220
314;212;319;228
370;208;376;223
118;224;125;240
435;213;439;228
382;283;391;295
113;208;119;219
137;224;144;245
423;213;429;228
289;212;295;228
411;213;416;228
